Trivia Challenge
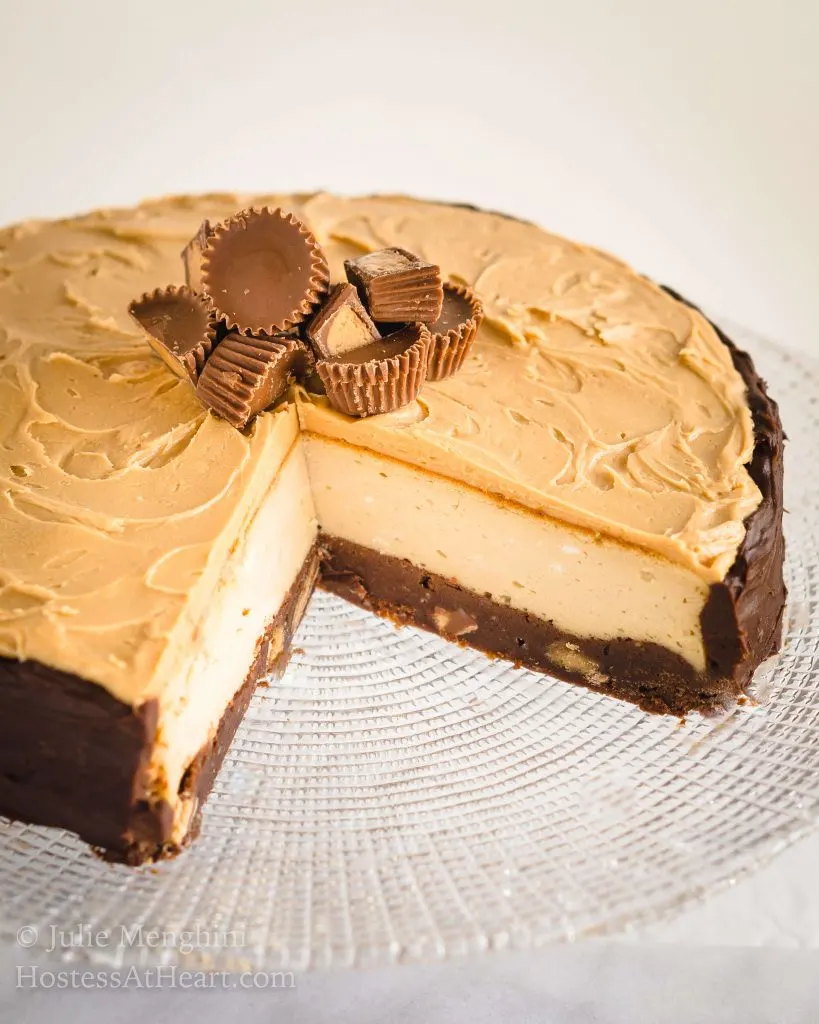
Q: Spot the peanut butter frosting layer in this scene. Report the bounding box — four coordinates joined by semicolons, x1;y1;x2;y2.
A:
0;192;760;700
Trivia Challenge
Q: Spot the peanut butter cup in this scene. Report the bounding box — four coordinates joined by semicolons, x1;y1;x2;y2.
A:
202;207;330;335
128;285;216;383
344;247;443;323
426;282;484;381
316;323;430;418
181;219;215;293
196;333;312;430
304;282;381;360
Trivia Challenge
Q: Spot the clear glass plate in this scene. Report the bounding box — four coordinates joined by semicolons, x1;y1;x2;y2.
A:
0;324;817;972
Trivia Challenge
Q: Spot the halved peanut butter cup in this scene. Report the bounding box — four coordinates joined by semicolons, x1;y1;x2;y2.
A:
425;282;484;382
202;207;330;335
304;282;381;360
344;247;443;324
128;285;216;383
196;333;312;430
316;323;430;418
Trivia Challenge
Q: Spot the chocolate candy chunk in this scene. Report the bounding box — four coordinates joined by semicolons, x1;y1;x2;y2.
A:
202;207;330;336
196;333;312;430
304;282;381;360
181;219;214;293
128;285;216;383
316;323;431;418
432;606;478;638
344;247;443;324
426;282;484;382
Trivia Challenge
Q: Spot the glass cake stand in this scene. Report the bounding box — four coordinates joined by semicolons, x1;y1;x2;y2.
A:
0;323;817;973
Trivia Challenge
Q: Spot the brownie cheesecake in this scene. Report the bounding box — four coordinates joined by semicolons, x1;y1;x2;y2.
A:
0;193;785;863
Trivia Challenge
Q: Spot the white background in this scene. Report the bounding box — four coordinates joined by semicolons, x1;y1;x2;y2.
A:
2;0;817;357
1;0;818;1020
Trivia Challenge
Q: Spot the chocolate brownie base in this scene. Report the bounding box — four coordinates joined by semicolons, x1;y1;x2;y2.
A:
0;547;319;865
319;535;718;715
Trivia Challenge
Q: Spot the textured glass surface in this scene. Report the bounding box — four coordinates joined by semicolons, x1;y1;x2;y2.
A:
0;325;816;971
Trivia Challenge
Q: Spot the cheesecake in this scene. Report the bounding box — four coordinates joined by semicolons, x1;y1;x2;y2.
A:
0;193;785;863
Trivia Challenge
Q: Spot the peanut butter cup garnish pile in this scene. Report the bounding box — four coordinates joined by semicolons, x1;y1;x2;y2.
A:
128;205;484;428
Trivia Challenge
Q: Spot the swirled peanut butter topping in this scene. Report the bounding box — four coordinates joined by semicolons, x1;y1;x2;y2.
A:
0;192;760;700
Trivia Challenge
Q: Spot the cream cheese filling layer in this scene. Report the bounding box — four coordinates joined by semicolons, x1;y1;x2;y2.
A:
304;436;711;673
148;441;317;841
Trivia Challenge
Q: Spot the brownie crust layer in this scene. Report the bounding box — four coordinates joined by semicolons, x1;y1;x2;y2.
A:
0;547;319;865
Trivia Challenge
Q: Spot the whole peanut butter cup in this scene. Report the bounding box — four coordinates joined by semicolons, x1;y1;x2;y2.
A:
128;285;216;383
316;323;430;418
425;282;484;381
181;219;215;293
344;247;443;324
202;207;330;335
196;333;311;430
